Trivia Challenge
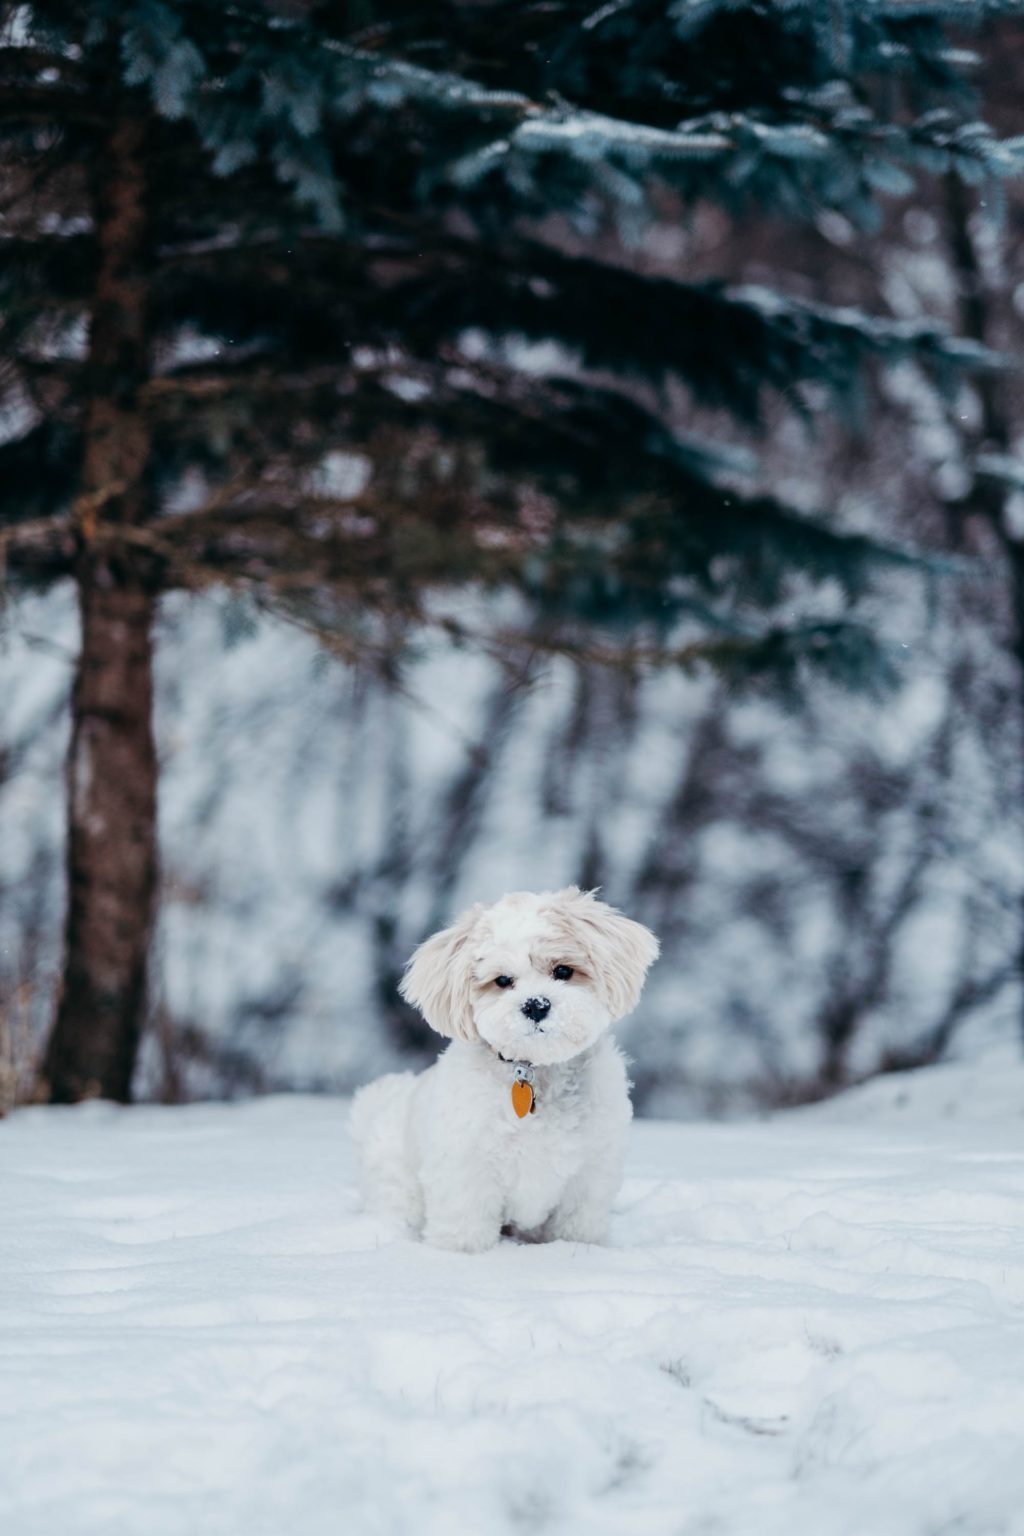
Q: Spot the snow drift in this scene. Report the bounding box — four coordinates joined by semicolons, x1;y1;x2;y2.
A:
3;1049;1023;1535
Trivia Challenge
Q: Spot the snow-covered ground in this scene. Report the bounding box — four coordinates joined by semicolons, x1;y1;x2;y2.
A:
3;1052;1024;1536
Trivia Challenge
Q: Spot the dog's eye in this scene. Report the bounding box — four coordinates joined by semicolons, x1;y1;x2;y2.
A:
494;975;514;989
552;964;574;982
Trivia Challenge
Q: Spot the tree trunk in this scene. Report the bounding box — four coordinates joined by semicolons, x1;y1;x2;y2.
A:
43;582;158;1102
41;110;158;1103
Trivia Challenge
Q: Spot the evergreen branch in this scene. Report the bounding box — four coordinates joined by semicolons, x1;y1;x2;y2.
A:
437;613;901;695
974;452;1024;493
66;4;1024;235
143;357;929;606
0;420;80;526
374;240;1005;409
0;233;97;303
0;511;74;579
140;223;1004;422
321;42;1024;208
0;84;105;124
0;46;86;75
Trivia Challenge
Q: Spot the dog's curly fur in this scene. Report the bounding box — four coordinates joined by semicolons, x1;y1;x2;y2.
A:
350;888;659;1252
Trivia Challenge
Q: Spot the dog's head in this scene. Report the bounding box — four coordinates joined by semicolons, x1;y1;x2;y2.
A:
399;888;659;1064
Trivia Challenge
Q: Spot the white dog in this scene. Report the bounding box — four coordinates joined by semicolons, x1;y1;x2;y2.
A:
350;887;659;1252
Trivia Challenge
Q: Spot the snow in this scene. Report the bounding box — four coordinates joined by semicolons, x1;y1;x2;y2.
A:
4;1051;1024;1535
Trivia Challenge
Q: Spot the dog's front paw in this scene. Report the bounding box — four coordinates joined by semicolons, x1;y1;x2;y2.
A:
542;1196;613;1245
424;1221;501;1254
546;1216;609;1245
422;1189;504;1253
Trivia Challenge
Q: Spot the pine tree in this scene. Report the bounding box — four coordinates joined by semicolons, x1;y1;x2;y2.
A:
1;0;1021;1100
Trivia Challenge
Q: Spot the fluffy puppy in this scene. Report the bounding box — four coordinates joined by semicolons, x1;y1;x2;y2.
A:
350;887;659;1253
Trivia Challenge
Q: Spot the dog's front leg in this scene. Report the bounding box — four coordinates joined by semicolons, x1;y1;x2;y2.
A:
542;1152;624;1246
422;1183;504;1253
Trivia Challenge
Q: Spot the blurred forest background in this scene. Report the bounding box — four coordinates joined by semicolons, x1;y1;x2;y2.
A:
1;1;1023;1115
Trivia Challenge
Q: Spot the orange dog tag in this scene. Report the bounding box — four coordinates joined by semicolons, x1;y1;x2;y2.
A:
511;1079;534;1118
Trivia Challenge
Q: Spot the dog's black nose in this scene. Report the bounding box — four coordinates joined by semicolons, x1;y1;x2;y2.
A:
521;996;551;1024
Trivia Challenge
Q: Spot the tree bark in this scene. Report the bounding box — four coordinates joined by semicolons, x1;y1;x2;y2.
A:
41;110;158;1103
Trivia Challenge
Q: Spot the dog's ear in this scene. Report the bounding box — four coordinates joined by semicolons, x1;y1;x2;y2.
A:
554;887;659;1022
399;904;483;1041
